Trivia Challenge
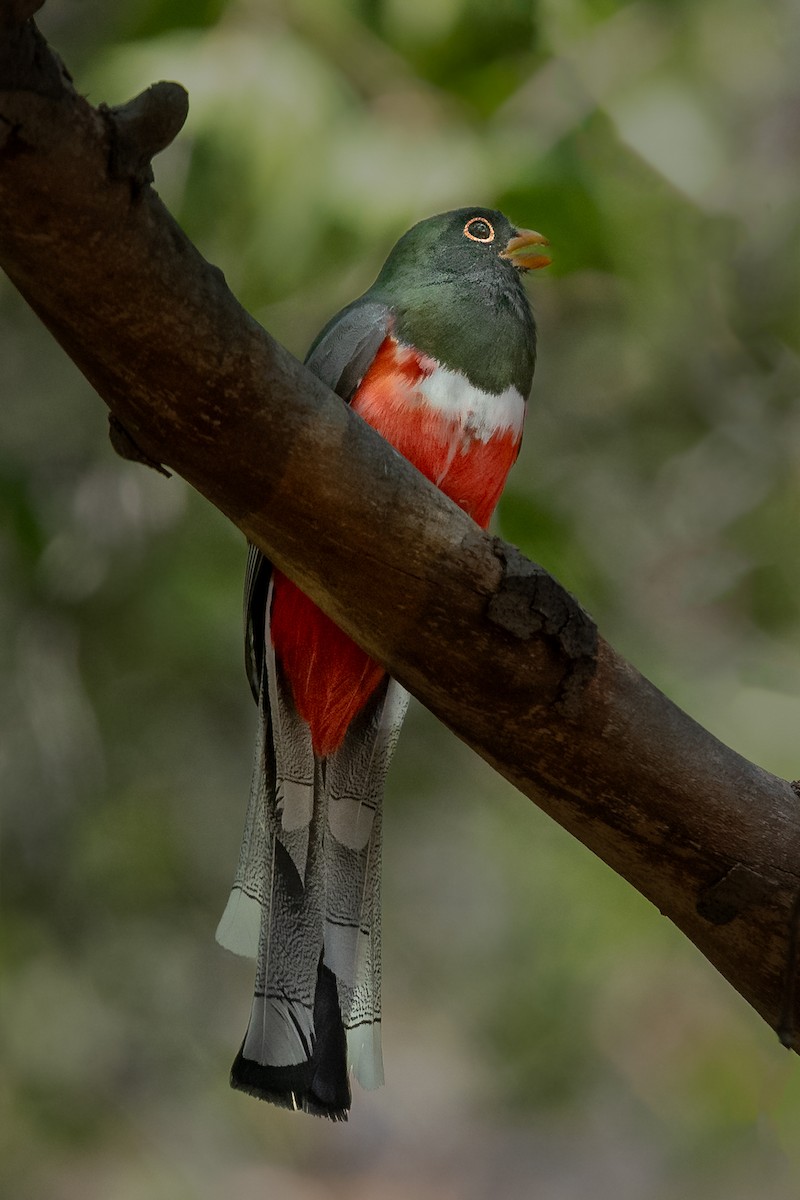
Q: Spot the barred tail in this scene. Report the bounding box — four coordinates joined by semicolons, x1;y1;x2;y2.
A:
216;575;408;1118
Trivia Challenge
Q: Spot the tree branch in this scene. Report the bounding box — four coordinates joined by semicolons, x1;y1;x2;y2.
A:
3;8;800;1051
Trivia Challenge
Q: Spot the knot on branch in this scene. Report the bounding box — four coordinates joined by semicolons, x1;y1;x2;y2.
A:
696;863;776;926
486;541;598;714
108;415;171;477
100;82;189;192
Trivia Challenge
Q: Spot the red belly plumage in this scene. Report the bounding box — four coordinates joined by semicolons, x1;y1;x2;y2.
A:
271;336;522;757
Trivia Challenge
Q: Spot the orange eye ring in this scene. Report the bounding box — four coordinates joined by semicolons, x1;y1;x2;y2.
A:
463;217;495;243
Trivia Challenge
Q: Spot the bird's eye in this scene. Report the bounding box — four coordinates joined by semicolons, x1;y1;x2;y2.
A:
463;217;495;243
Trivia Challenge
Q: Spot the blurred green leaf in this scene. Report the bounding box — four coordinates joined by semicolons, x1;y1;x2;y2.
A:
4;0;800;1195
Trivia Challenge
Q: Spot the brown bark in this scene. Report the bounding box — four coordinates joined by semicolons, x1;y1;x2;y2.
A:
2;7;800;1050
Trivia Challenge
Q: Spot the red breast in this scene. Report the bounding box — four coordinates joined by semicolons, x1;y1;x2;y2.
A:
271;335;525;756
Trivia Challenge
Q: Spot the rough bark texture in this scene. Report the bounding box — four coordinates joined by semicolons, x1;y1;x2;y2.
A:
2;7;800;1051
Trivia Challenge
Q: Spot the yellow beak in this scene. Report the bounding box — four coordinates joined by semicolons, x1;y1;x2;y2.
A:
500;228;551;271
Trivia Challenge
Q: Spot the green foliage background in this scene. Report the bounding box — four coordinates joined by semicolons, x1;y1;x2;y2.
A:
2;0;800;1196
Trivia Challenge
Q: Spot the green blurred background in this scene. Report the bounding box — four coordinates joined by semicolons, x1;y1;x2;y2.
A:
3;0;800;1196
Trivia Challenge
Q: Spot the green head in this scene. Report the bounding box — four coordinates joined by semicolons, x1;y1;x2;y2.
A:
369;207;549;396
375;207;550;290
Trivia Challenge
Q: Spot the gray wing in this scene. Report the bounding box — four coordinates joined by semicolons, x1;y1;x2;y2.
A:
243;299;392;700
304;298;392;402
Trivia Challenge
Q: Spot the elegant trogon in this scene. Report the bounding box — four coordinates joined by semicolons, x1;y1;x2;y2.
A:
216;207;549;1119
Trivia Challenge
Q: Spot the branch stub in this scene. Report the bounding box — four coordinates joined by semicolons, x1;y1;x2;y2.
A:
101;81;189;190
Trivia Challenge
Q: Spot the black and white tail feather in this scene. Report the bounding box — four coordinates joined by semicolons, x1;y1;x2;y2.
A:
216;551;408;1119
218;294;404;1117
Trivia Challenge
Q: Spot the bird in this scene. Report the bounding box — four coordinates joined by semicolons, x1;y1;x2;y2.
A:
215;207;549;1119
